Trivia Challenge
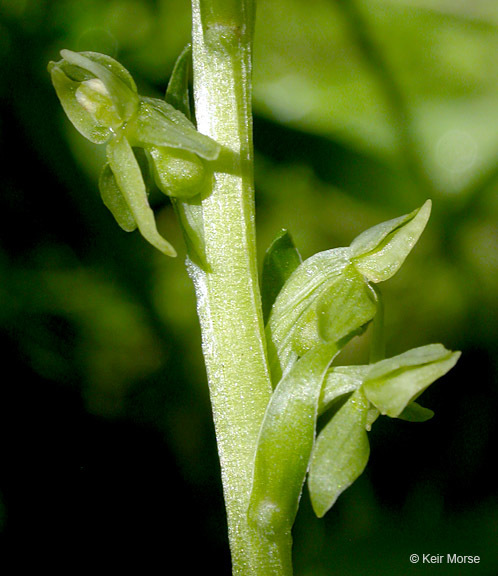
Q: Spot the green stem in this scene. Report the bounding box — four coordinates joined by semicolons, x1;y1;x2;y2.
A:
339;0;436;199
369;284;385;364
188;1;292;574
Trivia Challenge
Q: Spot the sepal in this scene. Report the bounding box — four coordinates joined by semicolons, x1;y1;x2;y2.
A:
397;402;434;422
318;365;368;415
59;50;139;122
133;97;220;161
309;389;370;518
48;50;139;143
49;65;112;144
351;200;432;283
363;343;460;417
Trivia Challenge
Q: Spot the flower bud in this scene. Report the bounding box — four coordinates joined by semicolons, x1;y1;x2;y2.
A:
148;146;208;199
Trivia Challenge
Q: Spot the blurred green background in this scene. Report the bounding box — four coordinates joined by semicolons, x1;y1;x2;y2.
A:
0;0;497;573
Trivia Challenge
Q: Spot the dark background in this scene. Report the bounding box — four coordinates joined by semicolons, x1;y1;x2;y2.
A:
0;0;497;573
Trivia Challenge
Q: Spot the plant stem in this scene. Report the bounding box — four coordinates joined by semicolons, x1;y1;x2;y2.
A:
339;0;436;199
369;284;385;364
188;1;292;574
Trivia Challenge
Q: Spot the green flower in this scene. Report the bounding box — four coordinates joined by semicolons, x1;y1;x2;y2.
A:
264;201;431;383
49;50;139;144
49;50;220;256
249;204;460;531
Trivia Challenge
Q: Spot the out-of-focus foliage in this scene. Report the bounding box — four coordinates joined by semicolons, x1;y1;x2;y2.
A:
0;0;497;573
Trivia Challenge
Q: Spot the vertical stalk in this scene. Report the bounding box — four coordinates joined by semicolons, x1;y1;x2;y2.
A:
188;1;292;574
339;0;436;199
369;284;385;364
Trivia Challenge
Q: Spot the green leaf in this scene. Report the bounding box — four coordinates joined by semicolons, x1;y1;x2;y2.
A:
165;44;193;121
106;135;177;257
363;344;461;417
309;389;370;518
248;342;338;538
98;163;137;232
351;200;432;283
133;97;221;161
261;229;302;324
